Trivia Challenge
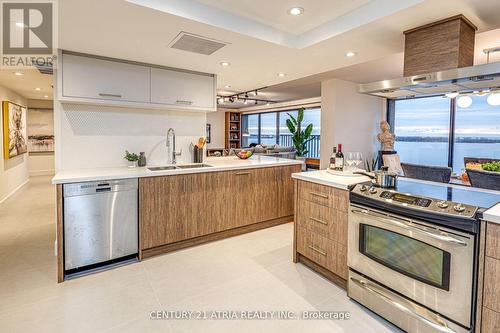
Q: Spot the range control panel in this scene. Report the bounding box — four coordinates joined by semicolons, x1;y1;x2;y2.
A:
352;184;478;218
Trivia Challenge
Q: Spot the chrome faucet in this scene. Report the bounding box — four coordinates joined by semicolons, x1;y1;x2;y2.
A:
166;128;182;164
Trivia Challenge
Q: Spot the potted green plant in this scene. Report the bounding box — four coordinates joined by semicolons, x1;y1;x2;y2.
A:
124;150;139;168
286;108;313;171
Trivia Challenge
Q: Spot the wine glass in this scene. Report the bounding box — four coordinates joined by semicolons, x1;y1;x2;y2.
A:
353;152;363;170
345;152;355;171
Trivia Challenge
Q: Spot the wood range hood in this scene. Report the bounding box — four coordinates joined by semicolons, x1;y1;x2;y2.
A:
359;15;500;99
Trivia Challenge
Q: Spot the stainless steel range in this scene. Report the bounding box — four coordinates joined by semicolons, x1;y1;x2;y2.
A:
348;182;484;333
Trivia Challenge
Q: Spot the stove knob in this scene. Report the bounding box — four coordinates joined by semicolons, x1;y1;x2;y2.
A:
453;204;466;213
437;201;449;209
369;187;378;194
359;185;368;192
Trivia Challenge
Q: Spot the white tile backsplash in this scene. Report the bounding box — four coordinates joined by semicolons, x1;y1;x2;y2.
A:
56;103;206;169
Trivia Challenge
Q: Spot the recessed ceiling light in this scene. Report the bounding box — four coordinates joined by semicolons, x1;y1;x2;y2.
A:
15;22;25;28
35;87;41;91
13;72;23;76
288;7;304;16
224;85;231;88
345;51;356;58
277;73;286;77
44;95;49;98
219;61;231;67
457;96;472;108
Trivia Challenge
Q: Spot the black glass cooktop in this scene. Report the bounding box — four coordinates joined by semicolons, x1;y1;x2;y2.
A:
394;178;500;210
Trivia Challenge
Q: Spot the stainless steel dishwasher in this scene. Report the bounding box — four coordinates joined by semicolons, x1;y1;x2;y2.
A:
63;178;138;273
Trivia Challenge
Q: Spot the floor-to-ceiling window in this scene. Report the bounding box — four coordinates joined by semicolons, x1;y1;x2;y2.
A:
389;93;500;172
393;96;451;167
241;107;321;158
241;113;259;147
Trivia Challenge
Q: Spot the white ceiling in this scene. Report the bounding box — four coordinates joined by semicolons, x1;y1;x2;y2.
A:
197;0;372;35
57;0;500;95
2;0;500;102
0;69;53;100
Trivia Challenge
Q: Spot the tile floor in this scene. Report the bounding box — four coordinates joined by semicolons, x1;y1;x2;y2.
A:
0;176;401;333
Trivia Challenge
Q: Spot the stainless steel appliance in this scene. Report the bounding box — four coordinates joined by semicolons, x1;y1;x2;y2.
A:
358;61;500;99
63;179;138;274
348;181;485;333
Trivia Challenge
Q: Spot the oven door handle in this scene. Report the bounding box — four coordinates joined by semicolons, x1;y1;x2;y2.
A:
351;209;467;246
350;277;457;333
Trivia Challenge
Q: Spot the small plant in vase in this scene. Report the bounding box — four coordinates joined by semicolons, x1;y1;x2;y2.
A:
124;150;139;168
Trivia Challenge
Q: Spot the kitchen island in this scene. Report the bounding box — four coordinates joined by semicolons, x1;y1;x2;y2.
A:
53;156;302;282
291;170;371;288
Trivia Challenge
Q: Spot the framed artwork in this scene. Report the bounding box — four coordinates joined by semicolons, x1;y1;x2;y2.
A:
27;108;54;153
206;123;211;144
2;101;27;160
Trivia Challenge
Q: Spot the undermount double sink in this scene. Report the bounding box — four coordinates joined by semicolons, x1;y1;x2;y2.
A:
147;164;213;172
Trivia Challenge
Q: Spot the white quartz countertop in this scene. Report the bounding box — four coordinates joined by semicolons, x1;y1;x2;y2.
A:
292;169;371;190
484;203;500;224
52;156;303;184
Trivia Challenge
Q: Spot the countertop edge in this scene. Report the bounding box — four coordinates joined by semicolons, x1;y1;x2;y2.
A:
483;203;500;224
291;172;367;190
52;158;303;185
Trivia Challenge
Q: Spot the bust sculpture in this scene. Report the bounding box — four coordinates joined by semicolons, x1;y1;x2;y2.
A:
377;121;396;151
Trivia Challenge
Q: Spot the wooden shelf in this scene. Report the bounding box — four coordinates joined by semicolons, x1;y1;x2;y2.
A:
225;111;241;149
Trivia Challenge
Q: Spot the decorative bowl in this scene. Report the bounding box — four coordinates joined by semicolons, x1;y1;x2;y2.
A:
236;150;254;159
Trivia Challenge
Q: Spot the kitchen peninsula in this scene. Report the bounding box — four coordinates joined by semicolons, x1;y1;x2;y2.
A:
53;156;302;282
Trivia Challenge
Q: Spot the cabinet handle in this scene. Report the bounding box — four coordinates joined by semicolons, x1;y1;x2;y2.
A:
183;178;187;193
310;217;328;225
176;100;193;105
308;245;327;256
235;172;250;176
98;93;122;98
309;192;328;199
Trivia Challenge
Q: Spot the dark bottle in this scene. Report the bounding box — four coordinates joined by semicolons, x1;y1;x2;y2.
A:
329;147;337;170
334;144;344;171
138;152;147;167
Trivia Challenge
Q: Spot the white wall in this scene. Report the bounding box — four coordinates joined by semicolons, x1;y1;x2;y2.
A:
320;79;385;169
27;99;55;176
54;102;206;170
0;85;29;203
206;109;226;149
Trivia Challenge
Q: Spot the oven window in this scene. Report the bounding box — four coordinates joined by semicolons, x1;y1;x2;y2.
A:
360;224;450;290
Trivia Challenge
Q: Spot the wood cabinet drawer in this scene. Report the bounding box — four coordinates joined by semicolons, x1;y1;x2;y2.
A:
298;180;349;212
298;181;333;207
296;199;347;245
486;222;500;260
484;256;500;313
297;227;337;273
482;307;500;333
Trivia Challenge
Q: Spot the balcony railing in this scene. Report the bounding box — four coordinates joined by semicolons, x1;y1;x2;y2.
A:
279;134;320;158
242;134;321;158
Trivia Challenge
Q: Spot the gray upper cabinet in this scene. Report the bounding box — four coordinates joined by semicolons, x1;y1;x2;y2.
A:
61;54;150;103
150;68;216;110
57;51;217;112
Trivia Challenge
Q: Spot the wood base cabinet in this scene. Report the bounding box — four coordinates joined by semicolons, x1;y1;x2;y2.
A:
294;180;349;286
480;222;500;333
139;165;301;255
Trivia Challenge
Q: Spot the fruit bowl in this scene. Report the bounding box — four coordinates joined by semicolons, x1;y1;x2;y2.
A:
236;150;254;159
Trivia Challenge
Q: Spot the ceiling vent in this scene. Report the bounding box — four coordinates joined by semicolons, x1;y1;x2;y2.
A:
32;60;53;75
169;32;228;55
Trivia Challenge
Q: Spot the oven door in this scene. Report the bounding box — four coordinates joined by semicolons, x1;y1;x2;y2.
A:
348;204;474;327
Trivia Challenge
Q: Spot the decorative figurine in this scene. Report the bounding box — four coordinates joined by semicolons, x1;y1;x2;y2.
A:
377;121;396;151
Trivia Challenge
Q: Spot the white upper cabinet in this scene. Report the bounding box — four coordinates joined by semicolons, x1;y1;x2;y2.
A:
58;51;217;112
61;54;150;103
150;68;216;110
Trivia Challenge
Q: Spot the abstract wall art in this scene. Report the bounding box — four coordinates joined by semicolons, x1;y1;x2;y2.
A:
2;101;28;160
27;108;54;153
